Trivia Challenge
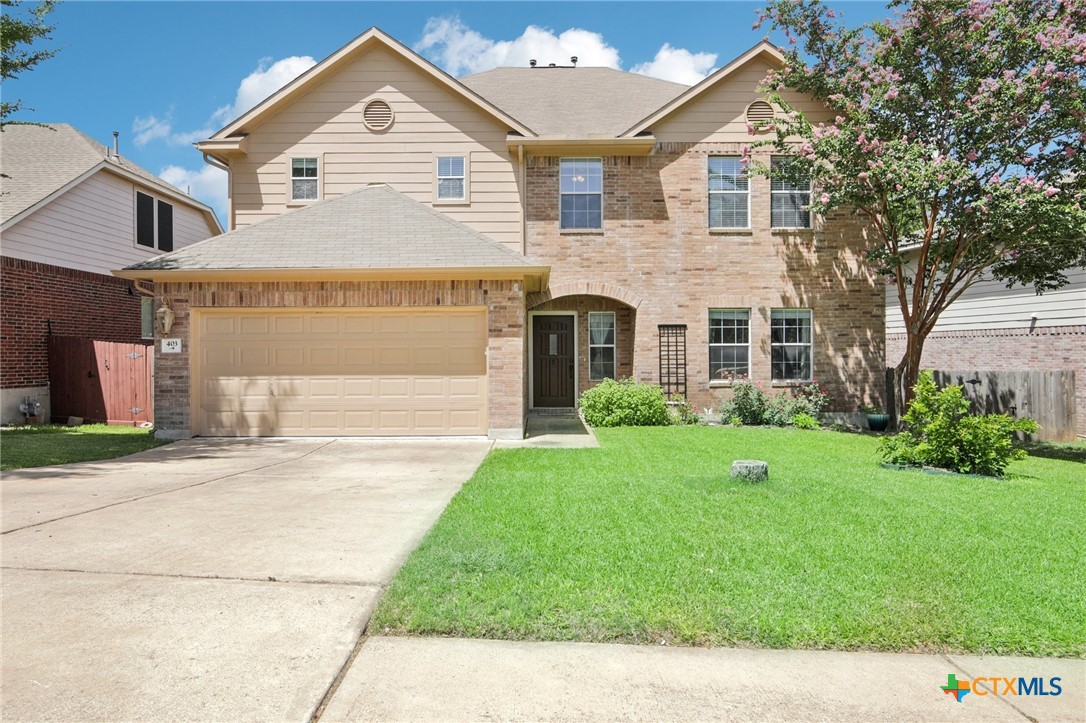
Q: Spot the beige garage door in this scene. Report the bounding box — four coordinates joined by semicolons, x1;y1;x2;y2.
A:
195;308;487;436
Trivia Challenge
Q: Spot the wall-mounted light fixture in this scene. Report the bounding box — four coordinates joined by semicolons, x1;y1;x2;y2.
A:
156;298;176;337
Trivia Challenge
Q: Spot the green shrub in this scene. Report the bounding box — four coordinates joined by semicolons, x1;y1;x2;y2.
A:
719;382;769;425
720;380;829;427
579;379;670;427
668;395;704;426
791;412;821;430
878;371;1040;476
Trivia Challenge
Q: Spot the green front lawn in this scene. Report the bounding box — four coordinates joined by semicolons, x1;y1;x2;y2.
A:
373;426;1085;657
0;424;168;470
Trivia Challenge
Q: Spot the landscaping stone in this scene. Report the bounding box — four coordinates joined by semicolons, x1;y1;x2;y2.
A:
731;460;768;482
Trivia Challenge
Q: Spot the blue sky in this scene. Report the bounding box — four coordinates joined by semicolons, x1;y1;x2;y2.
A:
8;1;891;224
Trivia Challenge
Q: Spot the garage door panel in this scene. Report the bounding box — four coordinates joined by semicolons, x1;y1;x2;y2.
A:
196;309;487;436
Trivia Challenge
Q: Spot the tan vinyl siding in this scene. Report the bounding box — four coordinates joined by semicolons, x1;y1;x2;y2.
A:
231;45;522;252
885;266;1086;333
1;170;216;276
652;57;832;143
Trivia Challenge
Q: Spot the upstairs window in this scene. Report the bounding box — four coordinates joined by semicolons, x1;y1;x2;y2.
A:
708;156;749;228
771;156;812;228
435;155;467;202
588;312;616;381
771;309;813;381
290;157;319;202
135;191;173;252
560;158;602;229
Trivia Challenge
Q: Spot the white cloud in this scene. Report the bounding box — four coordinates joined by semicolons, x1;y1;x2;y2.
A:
159;164;228;225
212;55;316;126
416;16;621;76
631;43;718;85
133;55;316;151
132;115;172;147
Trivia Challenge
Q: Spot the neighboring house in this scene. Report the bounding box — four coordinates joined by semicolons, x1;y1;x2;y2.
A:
117;28;884;440
886;267;1086;437
0;123;222;424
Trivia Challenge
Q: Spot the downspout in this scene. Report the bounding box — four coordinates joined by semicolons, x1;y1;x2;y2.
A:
201;151;232;231
518;143;526;256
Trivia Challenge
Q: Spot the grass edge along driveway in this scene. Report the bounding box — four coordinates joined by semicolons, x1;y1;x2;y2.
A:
0;424;168;470
372;426;1085;658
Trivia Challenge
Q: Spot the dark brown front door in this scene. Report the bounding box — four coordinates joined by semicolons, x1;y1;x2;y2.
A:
533;315;575;407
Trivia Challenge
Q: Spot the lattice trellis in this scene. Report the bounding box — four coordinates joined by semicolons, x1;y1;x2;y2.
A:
658;324;688;398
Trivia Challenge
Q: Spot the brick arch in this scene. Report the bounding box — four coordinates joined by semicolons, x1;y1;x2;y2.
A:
527;282;644;309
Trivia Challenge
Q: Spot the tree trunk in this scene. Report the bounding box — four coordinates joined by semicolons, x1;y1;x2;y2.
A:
893;329;928;428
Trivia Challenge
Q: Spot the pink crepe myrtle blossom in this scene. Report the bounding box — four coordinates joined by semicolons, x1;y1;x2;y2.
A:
820;192;831;204
966;150;979;161
1045;187;1060;197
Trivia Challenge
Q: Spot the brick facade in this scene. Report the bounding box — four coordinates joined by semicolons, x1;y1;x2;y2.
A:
151;279;525;438
1;256;146;389
887;326;1086;436
524;144;885;413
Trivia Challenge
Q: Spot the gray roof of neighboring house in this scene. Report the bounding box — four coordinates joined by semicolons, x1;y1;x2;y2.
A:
459;67;688;137
124;184;541;272
0;123;202;225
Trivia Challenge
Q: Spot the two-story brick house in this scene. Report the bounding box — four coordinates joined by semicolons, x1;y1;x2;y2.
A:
117;28;884;439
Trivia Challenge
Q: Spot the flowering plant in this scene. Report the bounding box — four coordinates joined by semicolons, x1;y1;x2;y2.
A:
751;0;1086;405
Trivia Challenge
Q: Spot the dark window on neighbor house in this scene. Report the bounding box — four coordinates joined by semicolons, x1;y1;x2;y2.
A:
560;158;602;229
771;309;813;380
771;156;812;228
589;312;616;381
708;157;749;228
291;157;319;201
135;190;173;251
708;309;750;381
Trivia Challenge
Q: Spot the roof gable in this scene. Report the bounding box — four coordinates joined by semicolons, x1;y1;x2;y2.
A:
206;27;536;141
1;123;221;233
620;42;786;137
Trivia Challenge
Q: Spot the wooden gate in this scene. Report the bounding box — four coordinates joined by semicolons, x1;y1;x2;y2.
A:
48;337;153;425
933;370;1076;442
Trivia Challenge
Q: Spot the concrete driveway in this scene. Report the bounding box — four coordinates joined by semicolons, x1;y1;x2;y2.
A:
1;438;490;722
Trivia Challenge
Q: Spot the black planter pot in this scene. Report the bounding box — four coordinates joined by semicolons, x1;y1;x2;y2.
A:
866;413;890;432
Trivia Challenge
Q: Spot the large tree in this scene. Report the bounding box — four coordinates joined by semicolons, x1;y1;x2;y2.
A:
1;0;58;128
751;0;1086;408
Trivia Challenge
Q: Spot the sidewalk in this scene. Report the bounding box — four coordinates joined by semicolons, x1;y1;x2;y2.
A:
322;636;1084;722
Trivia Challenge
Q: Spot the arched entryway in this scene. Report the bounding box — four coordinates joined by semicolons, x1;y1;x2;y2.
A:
527;284;641;409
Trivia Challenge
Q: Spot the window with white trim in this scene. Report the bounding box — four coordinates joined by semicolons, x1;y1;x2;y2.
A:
771;156;812;228
560;158;602;229
436;156;466;201
588;311;616;381
708;157;749;228
135;190;173;251
290;157;319;201
708;309;750;381
771;309;813;380
140;297;154;339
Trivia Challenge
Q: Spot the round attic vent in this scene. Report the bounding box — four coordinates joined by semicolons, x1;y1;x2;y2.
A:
746;100;776;126
363;99;394;131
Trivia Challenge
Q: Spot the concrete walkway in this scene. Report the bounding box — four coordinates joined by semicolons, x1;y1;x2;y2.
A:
1;438;491;722
495;412;599;449
322;636;1084;722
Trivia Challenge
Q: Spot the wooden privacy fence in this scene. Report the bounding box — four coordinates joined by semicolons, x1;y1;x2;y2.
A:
887;368;1076;442
48;337;153;426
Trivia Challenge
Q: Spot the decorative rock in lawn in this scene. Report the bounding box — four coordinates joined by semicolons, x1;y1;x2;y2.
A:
731;460;768;483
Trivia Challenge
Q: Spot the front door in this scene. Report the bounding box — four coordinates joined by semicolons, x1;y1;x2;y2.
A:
533;315;575;407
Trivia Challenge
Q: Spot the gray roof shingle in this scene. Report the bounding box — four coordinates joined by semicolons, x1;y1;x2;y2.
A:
0;123;194;224
459;67;688;137
124;184;541;272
